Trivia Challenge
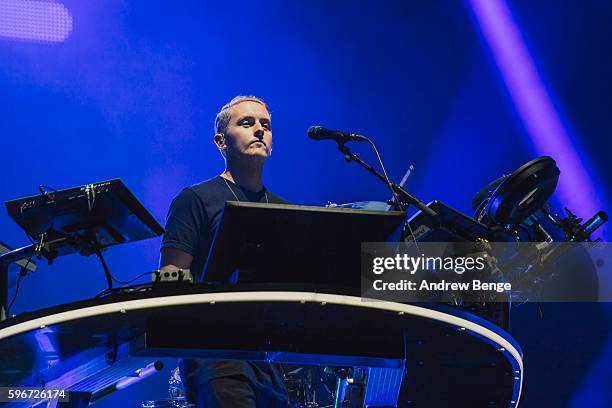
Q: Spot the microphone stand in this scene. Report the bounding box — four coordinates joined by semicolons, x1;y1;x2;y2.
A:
336;142;437;217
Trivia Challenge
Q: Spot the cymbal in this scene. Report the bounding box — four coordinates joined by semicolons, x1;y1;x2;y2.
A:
473;157;559;225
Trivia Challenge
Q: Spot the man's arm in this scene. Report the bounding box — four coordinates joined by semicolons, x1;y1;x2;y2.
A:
159;247;193;272
160;188;206;274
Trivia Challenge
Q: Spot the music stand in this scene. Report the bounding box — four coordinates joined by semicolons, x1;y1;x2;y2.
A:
203;202;405;290
1;179;164;309
2;179;163;265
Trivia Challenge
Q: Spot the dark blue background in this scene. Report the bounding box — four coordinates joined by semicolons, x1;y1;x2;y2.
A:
1;1;611;406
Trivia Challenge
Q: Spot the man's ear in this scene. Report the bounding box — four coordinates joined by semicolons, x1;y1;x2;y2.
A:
214;133;226;149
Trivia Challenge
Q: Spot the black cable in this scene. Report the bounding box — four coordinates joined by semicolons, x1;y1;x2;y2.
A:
94;248;113;291
7;257;32;316
7;274;22;317
110;270;157;285
364;137;421;247
93;246;157;293
95;282;153;298
363;137;402;211
536;302;545;319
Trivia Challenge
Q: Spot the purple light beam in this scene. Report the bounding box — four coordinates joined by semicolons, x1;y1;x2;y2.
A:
469;0;604;223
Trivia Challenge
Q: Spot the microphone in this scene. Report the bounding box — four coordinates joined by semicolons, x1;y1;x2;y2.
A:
307;126;368;143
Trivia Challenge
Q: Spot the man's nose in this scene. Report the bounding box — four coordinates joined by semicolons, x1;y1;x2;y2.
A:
254;124;264;139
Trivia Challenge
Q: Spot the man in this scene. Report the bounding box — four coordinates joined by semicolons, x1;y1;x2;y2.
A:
160;96;289;407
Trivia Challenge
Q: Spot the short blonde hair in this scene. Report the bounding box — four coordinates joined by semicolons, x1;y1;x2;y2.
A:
214;95;271;135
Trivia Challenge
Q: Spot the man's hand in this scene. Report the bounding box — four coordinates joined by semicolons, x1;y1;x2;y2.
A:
159;248;193;272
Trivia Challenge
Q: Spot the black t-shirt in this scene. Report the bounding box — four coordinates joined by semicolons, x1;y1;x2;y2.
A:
161;175;289;385
161;175;288;282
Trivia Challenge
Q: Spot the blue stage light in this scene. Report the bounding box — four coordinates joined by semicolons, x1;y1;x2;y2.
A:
0;0;72;43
